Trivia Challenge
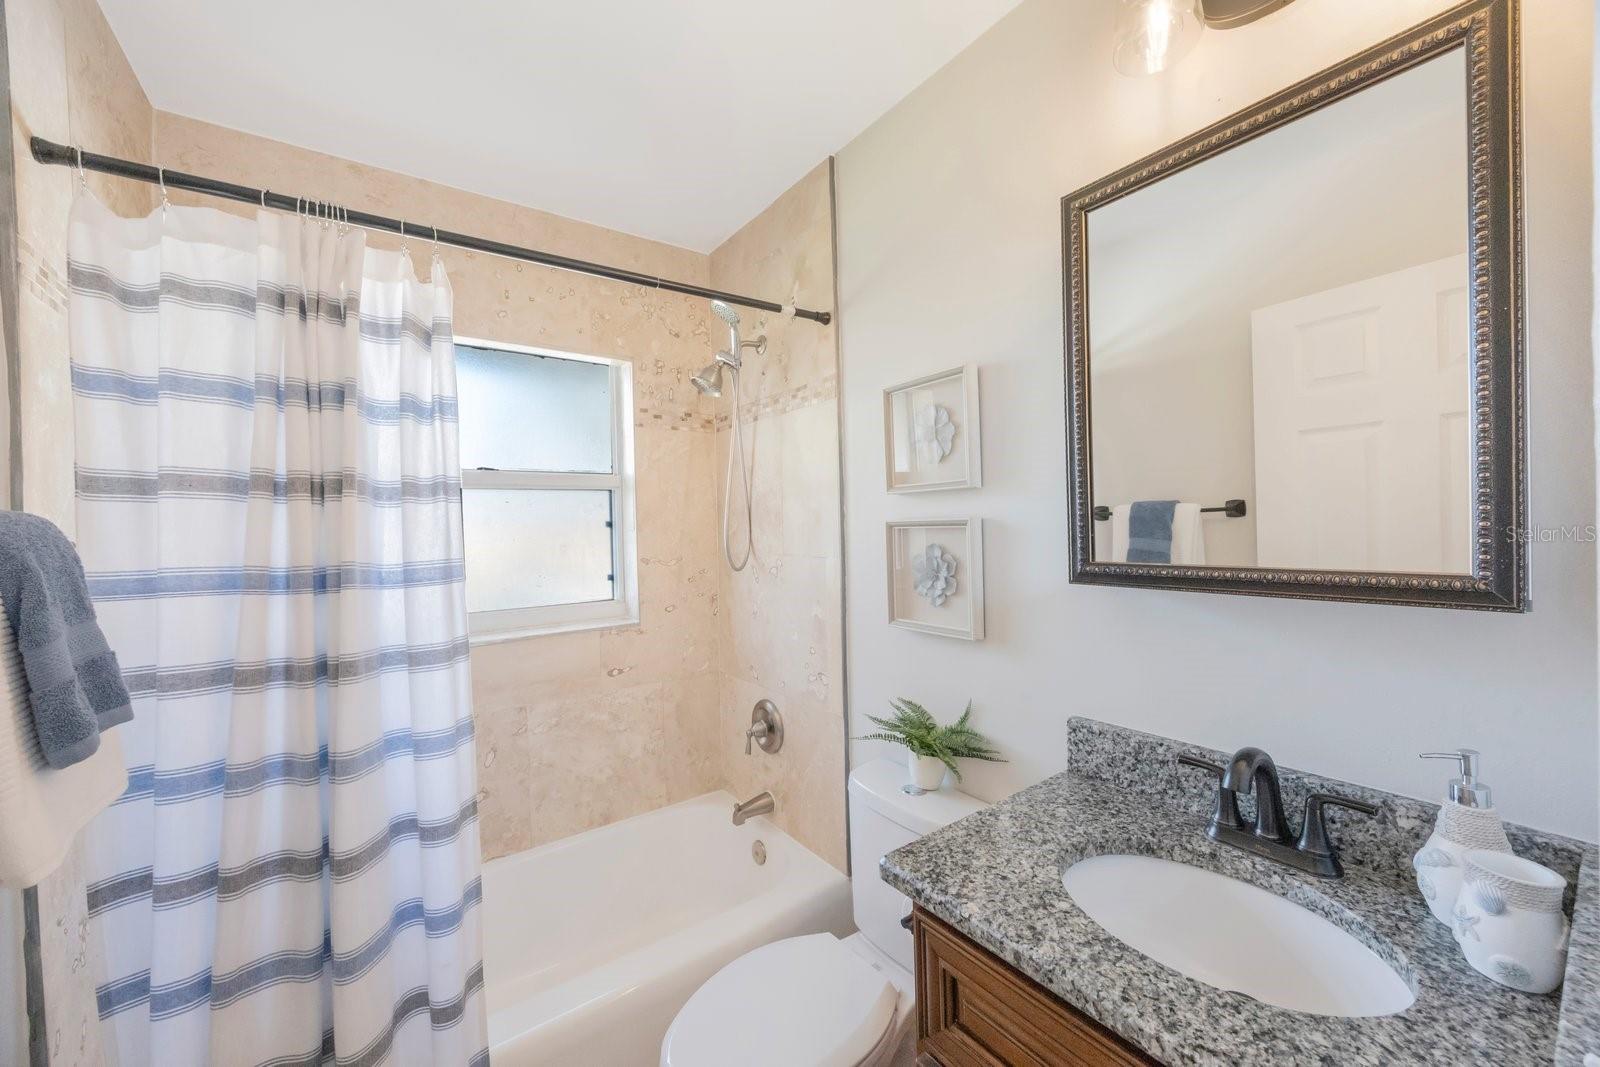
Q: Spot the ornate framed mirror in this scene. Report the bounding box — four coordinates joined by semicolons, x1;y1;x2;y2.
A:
1063;0;1525;610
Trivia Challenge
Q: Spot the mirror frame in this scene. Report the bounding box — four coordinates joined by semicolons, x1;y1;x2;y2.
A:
1063;0;1526;611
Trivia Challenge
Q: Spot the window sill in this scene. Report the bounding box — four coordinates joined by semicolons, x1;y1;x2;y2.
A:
467;611;641;647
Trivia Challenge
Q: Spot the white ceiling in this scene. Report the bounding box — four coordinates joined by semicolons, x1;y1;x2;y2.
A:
99;0;1024;251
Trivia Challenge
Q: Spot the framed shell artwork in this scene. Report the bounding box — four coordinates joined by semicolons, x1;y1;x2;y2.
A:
886;519;985;640
883;365;982;492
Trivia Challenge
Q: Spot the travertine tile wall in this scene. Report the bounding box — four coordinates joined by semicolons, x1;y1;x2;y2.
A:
708;161;848;871
7;0;155;1059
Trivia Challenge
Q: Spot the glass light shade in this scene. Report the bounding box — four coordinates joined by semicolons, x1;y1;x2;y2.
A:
1113;0;1204;77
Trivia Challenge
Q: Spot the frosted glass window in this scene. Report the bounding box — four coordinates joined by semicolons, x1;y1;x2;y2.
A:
454;339;635;640
462;489;614;613
456;344;613;473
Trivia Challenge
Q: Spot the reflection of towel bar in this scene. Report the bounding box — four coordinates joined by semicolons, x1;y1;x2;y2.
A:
1092;499;1247;522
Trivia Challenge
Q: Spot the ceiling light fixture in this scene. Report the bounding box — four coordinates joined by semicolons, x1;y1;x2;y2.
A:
1198;0;1297;29
1112;0;1204;77
1113;0;1299;77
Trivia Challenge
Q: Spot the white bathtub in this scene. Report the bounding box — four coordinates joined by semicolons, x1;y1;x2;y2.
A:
482;790;854;1066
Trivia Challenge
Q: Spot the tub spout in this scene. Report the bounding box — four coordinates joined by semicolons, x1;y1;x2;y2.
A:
732;791;775;826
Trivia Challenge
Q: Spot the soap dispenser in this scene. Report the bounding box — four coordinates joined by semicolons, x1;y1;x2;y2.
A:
1411;749;1513;926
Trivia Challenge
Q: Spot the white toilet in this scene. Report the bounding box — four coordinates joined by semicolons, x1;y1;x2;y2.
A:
661;758;984;1067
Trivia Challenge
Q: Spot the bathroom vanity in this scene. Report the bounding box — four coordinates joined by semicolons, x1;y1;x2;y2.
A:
884;719;1599;1067
912;906;1154;1066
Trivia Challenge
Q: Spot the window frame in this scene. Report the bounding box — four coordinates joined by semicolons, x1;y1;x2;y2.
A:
456;336;638;644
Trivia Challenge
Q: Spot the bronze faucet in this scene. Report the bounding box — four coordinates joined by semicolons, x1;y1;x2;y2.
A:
1179;747;1378;878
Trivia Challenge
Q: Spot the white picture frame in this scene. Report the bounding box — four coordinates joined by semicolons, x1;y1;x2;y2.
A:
883;365;982;492
886;519;985;641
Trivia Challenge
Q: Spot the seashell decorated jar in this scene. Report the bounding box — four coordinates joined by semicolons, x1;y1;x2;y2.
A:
1451;849;1570;995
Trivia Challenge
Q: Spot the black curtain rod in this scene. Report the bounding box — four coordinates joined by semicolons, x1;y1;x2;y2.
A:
30;137;832;326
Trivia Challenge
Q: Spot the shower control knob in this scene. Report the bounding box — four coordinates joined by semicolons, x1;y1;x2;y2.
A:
746;699;783;756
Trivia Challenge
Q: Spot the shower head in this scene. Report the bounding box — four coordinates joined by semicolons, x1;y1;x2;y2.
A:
709;300;741;327
691;362;724;397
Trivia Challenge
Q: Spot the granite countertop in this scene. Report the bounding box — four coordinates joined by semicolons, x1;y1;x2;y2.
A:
1555;857;1600;1066
882;761;1597;1067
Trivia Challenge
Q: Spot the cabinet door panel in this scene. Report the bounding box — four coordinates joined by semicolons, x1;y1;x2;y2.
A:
914;907;1158;1067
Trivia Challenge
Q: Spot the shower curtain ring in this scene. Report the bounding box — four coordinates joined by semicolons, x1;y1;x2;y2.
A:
158;166;169;215
431;226;440;263
400;220;412;262
74;145;88;190
260;188;268;210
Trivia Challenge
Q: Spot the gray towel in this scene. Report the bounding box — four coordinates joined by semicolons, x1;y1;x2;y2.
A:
0;512;132;768
1127;500;1179;563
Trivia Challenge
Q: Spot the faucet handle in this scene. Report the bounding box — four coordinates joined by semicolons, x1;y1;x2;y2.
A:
1296;793;1380;876
744;720;769;756
1177;753;1244;831
1177;753;1224;776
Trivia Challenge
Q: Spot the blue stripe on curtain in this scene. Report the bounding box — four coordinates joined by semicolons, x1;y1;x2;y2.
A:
113;719;476;808
70;365;459;422
86;561;466;599
118;637;472;697
70;262;453;348
76;466;462;505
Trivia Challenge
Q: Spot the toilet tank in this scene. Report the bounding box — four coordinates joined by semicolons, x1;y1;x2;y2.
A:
848;758;985;972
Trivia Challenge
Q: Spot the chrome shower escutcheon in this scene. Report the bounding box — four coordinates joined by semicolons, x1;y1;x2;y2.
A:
745;699;783;755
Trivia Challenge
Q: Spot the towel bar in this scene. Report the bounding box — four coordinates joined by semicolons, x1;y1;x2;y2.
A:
1092;499;1247;522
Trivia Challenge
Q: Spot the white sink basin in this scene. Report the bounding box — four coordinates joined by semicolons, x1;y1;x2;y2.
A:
1061;855;1414;1017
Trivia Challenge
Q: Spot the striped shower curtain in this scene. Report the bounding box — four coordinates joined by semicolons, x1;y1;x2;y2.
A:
67;191;487;1066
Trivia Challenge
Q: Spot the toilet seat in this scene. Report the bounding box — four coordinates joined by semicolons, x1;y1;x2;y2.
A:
660;933;899;1067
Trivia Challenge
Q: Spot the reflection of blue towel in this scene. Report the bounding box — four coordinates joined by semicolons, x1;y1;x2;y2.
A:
1127;500;1179;563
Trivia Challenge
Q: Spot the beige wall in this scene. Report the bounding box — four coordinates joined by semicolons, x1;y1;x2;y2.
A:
838;0;1598;840
709;161;847;870
8;0;153;1060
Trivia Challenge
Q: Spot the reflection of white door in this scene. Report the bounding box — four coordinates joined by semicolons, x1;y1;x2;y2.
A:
1251;254;1470;573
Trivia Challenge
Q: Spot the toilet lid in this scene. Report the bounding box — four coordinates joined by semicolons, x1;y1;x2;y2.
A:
661;934;898;1067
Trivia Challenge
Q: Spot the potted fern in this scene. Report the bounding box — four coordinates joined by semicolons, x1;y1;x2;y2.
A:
857;699;1005;794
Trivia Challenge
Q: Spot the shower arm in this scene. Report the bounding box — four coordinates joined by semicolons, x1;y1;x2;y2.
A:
30;136;834;327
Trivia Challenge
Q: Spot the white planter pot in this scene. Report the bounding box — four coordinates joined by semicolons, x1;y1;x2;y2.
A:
1452;850;1570;994
907;753;947;794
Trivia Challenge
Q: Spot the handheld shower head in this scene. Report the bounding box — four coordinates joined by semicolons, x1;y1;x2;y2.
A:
701;299;756;572
709;299;743;355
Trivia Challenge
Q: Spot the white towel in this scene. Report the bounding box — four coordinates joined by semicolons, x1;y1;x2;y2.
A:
1171;502;1207;565
1105;502;1207;564
0;596;126;887
1109;504;1131;562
